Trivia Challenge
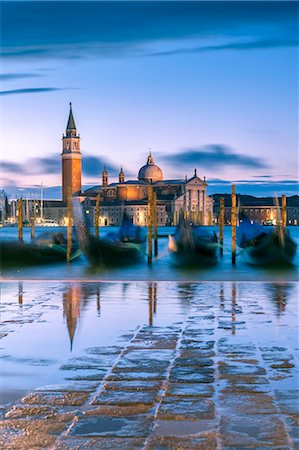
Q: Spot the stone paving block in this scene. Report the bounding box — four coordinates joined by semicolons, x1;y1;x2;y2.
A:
92;390;157;406
174;357;214;368
122;349;175;361
221;383;271;395
180;340;215;350
157;397;215;420
85;346;122;356
68;355;117;366
220;415;289;447
103;380;161;392
275;390;299;415
5;404;58;419
184;328;215;337
64;371;106;381
113;358;170;372
22;391;89;406
60;364;107;371
0;418;67;437
0;425;24;449
69;415;151;437
220;393;277;415
146;433;217;450
128;339;177;350
179;349;216;359
106;371;166;382
35;381;99;392
219;361;267;377
52;436;145;449
169;367;214;383
166;383;214;397
1;431;57;449
84;404;152;416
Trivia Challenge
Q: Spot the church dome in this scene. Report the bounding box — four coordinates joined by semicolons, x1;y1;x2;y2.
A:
138;152;163;183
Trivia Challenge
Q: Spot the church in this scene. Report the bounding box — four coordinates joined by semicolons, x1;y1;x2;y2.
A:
62;104;214;226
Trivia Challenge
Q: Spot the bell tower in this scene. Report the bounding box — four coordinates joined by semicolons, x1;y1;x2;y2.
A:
62;103;82;202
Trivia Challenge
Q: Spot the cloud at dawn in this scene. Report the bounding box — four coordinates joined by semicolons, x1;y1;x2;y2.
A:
1;1;298;197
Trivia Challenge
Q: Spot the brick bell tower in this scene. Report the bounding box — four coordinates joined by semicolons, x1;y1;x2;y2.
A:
62;103;82;201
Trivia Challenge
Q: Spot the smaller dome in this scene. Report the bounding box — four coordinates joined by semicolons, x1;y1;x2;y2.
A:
138;152;163;183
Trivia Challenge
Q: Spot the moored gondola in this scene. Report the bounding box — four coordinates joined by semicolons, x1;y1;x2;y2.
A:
0;231;80;268
169;215;218;266
74;206;146;266
237;216;297;266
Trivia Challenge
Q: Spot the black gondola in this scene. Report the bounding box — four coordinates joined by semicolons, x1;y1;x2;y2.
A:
237;216;297;266
169;215;218;266
0;231;80;268
74;207;146;266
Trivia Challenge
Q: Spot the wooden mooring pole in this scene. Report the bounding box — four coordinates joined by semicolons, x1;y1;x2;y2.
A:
219;197;224;257
282;194;287;229
231;185;237;265
95;193;100;238
18;198;23;241
147;186;153;265
66;193;73;263
31;201;36;239
153;192;158;257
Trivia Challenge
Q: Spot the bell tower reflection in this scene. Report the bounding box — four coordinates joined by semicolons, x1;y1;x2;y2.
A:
63;284;81;350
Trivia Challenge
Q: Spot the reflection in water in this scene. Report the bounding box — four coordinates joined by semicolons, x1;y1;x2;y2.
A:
148;282;157;326
96;286;101;316
267;283;293;315
18;282;23;306
231;282;236;335
177;283;198;304
63;284;81;350
219;283;225;309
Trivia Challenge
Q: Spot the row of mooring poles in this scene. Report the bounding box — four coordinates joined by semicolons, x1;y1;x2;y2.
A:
147;186;158;265
18;198;37;240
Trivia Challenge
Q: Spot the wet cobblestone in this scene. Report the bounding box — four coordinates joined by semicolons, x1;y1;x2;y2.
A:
0;281;298;448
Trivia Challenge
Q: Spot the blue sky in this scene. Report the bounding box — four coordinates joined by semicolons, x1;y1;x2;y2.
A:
1;1;298;199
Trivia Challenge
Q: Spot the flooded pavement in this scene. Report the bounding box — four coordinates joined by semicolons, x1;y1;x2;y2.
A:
0;281;298;448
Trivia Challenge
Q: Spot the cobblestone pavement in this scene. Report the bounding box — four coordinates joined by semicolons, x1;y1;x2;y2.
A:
0;282;298;449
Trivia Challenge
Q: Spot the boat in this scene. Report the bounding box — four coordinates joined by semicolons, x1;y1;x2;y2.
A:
74;207;146;266
169;215;218;266
237;215;297;266
0;231;80;268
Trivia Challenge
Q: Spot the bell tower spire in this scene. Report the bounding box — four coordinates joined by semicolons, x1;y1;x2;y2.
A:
61;103;82;202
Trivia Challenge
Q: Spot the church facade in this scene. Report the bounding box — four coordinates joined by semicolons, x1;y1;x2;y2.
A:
62;104;214;226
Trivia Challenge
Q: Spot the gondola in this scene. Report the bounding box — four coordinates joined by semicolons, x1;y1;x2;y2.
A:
237;216;297;266
74;207;146;266
169;215;218;266
0;231;80;268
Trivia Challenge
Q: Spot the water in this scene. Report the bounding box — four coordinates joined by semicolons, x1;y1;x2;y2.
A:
1;226;298;281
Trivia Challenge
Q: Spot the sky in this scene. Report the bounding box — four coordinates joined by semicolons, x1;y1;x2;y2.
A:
1;0;298;199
